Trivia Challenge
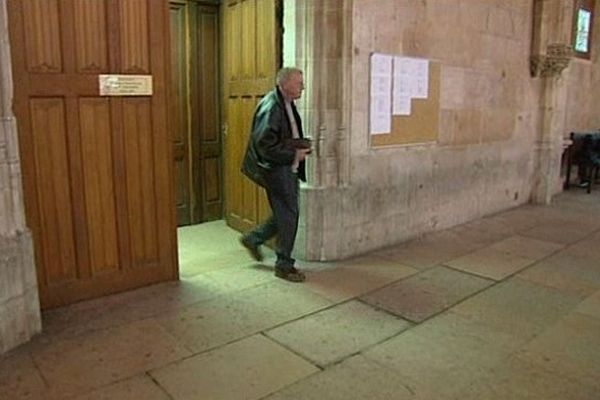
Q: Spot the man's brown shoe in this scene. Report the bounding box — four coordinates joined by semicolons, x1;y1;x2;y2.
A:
275;266;305;282
240;236;263;262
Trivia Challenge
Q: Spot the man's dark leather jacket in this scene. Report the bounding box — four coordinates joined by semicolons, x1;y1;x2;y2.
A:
241;87;306;187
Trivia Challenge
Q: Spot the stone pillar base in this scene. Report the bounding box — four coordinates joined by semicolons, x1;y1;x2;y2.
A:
0;230;41;354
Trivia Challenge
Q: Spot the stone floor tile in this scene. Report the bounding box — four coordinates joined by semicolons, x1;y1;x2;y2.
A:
265;300;411;367
490;235;564;259
363;312;517;399
574;290;600;319
195;263;277;292
564;237;600;262
264;354;417;400
0;348;48;400
360;266;493;322
71;374;170;400
150;335;318;400
519;219;599;245
477;208;540;234
156;281;332;353
444;219;513;247
302;257;418;302
516;312;600;388
31;319;191;398
178;220;277;277
456;356;600;400
377;229;482;270
517;251;600;297
445;247;533;280
41;279;223;339
451;278;584;342
445;235;563;280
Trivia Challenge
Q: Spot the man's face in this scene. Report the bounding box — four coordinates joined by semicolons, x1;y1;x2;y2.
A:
281;72;304;100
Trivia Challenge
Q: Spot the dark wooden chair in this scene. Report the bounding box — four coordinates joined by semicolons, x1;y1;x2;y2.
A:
565;132;600;194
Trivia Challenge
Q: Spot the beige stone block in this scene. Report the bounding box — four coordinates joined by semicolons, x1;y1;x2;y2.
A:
487;6;516;37
574;290;600;319
32;319;191;398
266;300;411;366
41;279;221;339
0;296;30;354
156;281;332;353
361;266;493;322
0;237;23;301
453;109;482;145
452;278;583;342
481;108;515;143
264;354;416;400
518;252;600;297
151;335;318;400
457;356;600;400
301;256;417;302
19;231;37;291
0;349;48;400
516;313;600;389
363;311;518;399
378;228;482;270
520;219;600;245
72;375;170;400
440;66;467;109
445;235;563;280
24;287;41;336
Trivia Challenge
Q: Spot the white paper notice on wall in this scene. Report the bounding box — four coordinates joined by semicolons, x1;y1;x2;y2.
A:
392;56;429;116
369;53;393;135
370;53;430;134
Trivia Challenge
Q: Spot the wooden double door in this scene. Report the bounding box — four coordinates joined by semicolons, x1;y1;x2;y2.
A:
8;0;280;309
169;0;223;226
169;0;280;231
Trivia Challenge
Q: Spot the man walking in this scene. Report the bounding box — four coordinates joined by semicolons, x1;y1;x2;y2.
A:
240;67;311;282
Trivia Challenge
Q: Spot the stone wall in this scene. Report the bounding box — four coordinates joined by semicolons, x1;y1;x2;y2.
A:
300;0;597;260
0;0;41;354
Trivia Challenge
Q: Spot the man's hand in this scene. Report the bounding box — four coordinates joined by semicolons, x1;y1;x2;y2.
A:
295;148;312;163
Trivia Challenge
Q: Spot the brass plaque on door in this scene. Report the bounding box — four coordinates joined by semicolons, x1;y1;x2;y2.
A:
99;74;153;96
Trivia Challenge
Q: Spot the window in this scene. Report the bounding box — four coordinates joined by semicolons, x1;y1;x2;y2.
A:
573;0;595;59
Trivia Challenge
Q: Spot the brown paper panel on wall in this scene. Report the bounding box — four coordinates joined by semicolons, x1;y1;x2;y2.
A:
371;62;440;147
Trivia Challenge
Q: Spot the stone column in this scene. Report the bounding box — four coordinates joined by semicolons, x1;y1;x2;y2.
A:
0;0;41;354
285;0;352;260
530;0;573;204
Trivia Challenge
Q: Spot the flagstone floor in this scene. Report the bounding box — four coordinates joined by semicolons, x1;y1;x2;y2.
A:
1;190;599;399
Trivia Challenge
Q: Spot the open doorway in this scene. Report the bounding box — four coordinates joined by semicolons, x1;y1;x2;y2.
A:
169;0;223;227
169;0;282;278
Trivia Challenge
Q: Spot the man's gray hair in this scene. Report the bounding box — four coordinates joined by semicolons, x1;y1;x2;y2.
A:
276;67;302;86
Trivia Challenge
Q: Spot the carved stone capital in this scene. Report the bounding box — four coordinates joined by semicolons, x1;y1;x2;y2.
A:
530;43;573;78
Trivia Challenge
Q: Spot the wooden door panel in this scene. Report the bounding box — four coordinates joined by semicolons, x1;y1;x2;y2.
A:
223;0;280;233
73;0;109;73
22;0;62;73
122;99;160;265
79;98;119;274
8;0;177;309
29;98;77;284
225;98;243;227
119;0;150;73
241;97;258;225
196;5;223;222
169;2;191;226
241;0;257;80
